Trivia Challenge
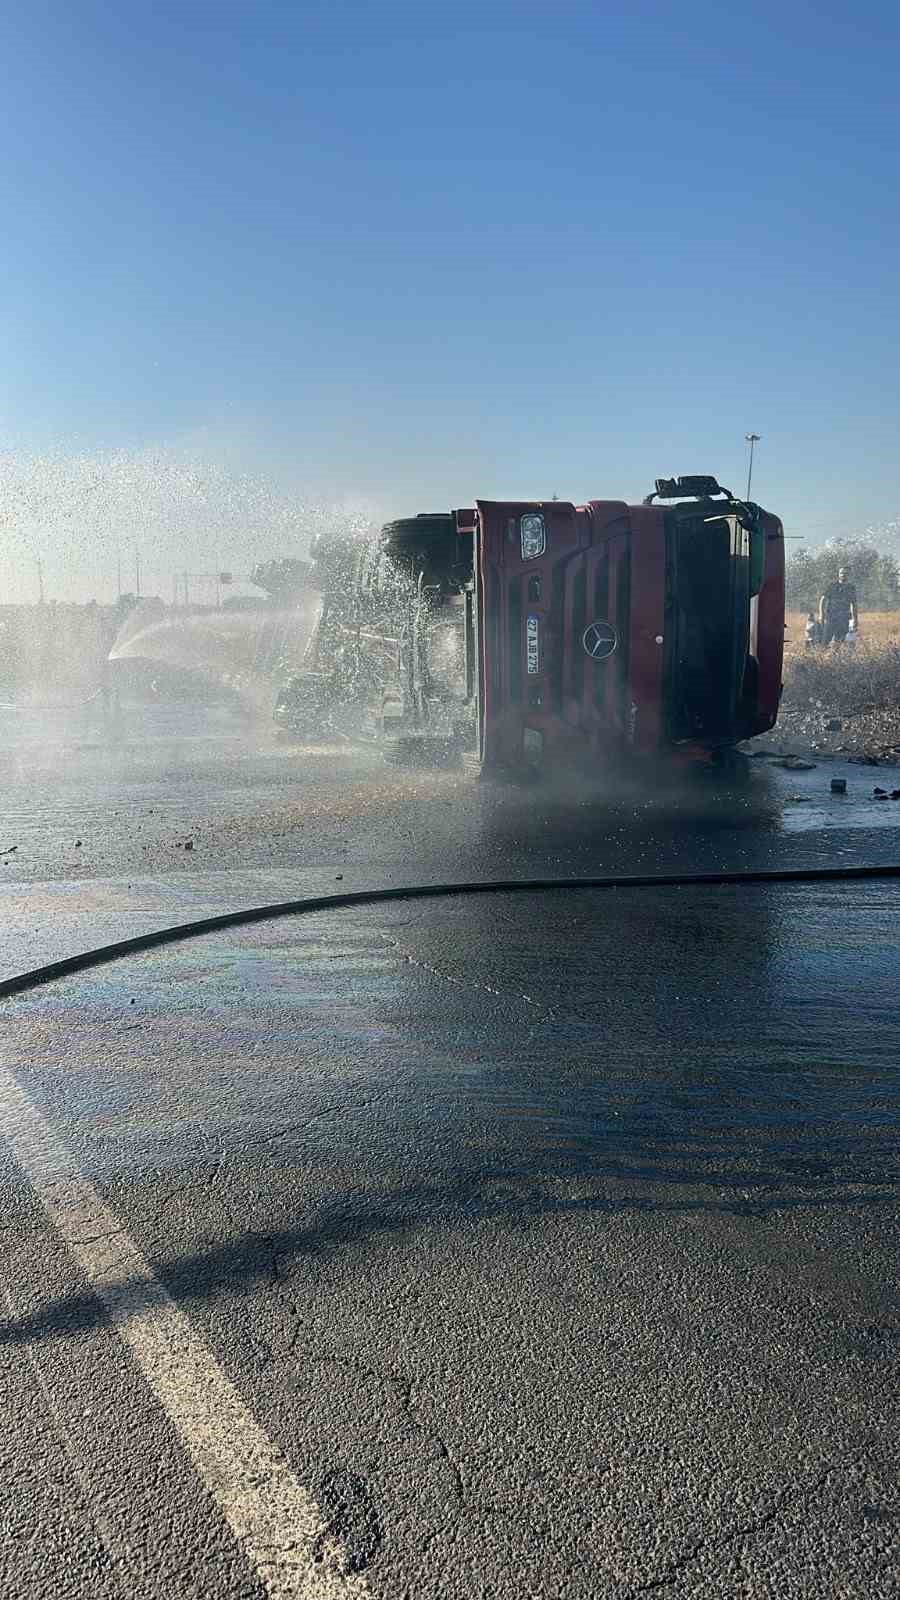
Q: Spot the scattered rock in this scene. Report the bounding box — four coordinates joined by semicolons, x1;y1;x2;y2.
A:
74;840;82;848
873;789;889;800
0;844;17;856
775;757;816;771
825;718;843;732
183;839;194;851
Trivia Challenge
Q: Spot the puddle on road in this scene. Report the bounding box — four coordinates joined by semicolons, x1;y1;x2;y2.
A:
2;712;899;1217
4;878;899;1221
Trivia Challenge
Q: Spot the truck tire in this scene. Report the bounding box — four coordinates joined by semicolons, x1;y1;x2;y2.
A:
381;514;457;579
382;513;455;548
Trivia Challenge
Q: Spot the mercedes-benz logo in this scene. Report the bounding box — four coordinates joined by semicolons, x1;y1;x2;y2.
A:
582;620;618;660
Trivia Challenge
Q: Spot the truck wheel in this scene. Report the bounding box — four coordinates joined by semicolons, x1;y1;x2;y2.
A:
382;513;455;548
381;514;457;578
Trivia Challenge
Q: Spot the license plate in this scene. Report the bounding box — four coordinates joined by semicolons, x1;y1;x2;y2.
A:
526;614;540;674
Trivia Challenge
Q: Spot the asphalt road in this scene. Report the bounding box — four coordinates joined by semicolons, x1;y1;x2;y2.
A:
1;703;899;1598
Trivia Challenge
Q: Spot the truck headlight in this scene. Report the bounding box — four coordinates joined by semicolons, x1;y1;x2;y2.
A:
520;513;546;560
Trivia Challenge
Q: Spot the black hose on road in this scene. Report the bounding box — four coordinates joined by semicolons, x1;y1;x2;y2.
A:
3;861;899;1001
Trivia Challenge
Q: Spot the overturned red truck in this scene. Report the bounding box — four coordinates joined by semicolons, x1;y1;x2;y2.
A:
277;475;785;771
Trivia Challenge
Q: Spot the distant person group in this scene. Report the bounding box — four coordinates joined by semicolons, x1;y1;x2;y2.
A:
804;568;859;649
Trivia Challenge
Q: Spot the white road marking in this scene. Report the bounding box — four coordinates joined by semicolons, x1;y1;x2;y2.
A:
0;1065;368;1599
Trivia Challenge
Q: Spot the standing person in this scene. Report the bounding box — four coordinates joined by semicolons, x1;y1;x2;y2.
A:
819;567;859;645
804;611;821;649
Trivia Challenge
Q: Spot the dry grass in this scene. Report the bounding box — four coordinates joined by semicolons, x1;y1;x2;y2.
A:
784;640;900;712
784;612;900;708
784;609;900;651
778;610;900;757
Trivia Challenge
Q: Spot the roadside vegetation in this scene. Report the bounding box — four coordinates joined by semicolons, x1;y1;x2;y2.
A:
774;539;900;758
780;611;900;759
785;539;900;614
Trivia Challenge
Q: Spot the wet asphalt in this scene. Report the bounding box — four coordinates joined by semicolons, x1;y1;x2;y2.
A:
1;704;899;1597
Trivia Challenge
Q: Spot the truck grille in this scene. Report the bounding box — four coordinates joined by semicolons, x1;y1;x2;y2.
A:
570;568;587;700
593;549;610;708
615;550;631;726
508;577;523;704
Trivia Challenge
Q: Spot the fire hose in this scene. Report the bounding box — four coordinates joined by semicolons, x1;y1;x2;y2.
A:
1;861;898;1000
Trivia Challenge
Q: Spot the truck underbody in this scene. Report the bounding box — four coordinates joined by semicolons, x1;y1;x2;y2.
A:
275;512;478;757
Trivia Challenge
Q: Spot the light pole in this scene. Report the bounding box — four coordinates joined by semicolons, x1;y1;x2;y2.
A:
745;433;760;500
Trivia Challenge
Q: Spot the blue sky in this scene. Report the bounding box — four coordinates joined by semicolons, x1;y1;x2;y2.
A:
3;0;899;599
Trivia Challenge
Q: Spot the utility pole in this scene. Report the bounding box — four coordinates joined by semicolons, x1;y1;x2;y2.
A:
745;433;760;500
116;548;122;602
37;558;45;605
135;546;142;597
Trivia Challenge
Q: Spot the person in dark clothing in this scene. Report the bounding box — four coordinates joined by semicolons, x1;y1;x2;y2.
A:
819;567;858;645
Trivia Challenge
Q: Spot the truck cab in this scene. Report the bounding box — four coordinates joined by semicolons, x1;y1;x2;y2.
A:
472;477;784;771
